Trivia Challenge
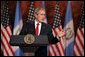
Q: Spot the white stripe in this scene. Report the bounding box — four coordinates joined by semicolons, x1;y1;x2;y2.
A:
61;38;65;49
49;46;55;56
82;28;84;34
59;26;65;49
52;29;56;37
2;26;15;54
6;26;12;35
57;43;64;56
76;36;84;55
53;27;65;56
74;45;80;56
78;29;84;45
52;44;60;56
56;27;65;56
1;25;10;42
1;33;13;56
1;44;7;56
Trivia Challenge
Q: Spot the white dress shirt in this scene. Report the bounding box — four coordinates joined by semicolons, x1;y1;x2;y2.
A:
35;20;42;35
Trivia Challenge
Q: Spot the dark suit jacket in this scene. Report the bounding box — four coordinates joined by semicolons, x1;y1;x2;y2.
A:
20;20;59;56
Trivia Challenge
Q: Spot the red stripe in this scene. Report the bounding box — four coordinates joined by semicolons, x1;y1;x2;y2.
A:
55;44;62;56
1;47;3;56
58;27;65;55
74;49;77;56
49;46;52;56
1;29;14;56
58;26;62;31
52;26;64;56
77;32;84;49
75;40;82;56
5;27;11;39
53;28;62;56
80;29;84;38
59;41;65;55
1;40;9;56
50;44;56;56
50;26;65;56
53;29;58;35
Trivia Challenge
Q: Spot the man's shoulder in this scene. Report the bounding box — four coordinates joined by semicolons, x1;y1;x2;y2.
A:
42;22;52;29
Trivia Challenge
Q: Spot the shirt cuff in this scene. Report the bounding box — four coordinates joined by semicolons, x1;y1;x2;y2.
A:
56;35;61;41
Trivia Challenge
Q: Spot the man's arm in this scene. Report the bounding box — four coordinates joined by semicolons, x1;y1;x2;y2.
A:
47;26;60;44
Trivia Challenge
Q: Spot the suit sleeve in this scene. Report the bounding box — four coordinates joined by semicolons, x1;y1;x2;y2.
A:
47;26;60;44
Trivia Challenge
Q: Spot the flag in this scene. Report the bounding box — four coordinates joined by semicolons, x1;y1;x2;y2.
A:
64;1;75;56
27;1;35;22
74;5;84;56
1;1;14;56
13;1;23;56
49;1;65;56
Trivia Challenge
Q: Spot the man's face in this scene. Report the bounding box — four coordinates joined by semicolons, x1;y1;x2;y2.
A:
35;10;45;23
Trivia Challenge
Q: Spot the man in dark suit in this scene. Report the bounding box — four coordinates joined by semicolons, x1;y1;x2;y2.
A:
20;7;66;56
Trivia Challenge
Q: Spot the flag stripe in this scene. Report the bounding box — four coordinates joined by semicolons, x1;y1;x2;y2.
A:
76;36;84;55
78;29;84;45
74;45;80;56
1;46;3;56
75;40;82;56
82;28;84;34
52;45;60;56
55;26;65;56
1;26;14;56
6;26;12;36
1;36;9;56
74;28;84;56
49;47;53;56
1;25;10;41
49;45;55;56
51;26;65;56
77;31;84;49
5;27;11;39
58;26;65;55
80;29;84;38
52;29;61;56
50;45;56;56
55;44;62;56
1;43;7;56
1;31;14;56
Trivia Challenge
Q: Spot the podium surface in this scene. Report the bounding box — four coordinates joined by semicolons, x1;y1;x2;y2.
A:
10;34;49;53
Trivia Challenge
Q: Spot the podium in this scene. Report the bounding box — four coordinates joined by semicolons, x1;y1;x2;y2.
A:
9;34;49;56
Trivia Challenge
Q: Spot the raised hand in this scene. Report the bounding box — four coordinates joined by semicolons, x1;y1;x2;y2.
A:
58;29;66;38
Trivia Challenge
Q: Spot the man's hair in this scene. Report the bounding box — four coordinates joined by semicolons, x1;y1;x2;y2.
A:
34;7;45;15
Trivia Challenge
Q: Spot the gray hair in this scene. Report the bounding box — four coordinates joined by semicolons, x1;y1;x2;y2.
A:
34;7;45;15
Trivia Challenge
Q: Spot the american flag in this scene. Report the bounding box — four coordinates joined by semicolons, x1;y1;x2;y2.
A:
49;1;65;56
74;5;84;56
1;1;14;56
27;1;35;22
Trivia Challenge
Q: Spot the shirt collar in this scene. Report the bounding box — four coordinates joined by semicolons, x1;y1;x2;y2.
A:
35;19;41;25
